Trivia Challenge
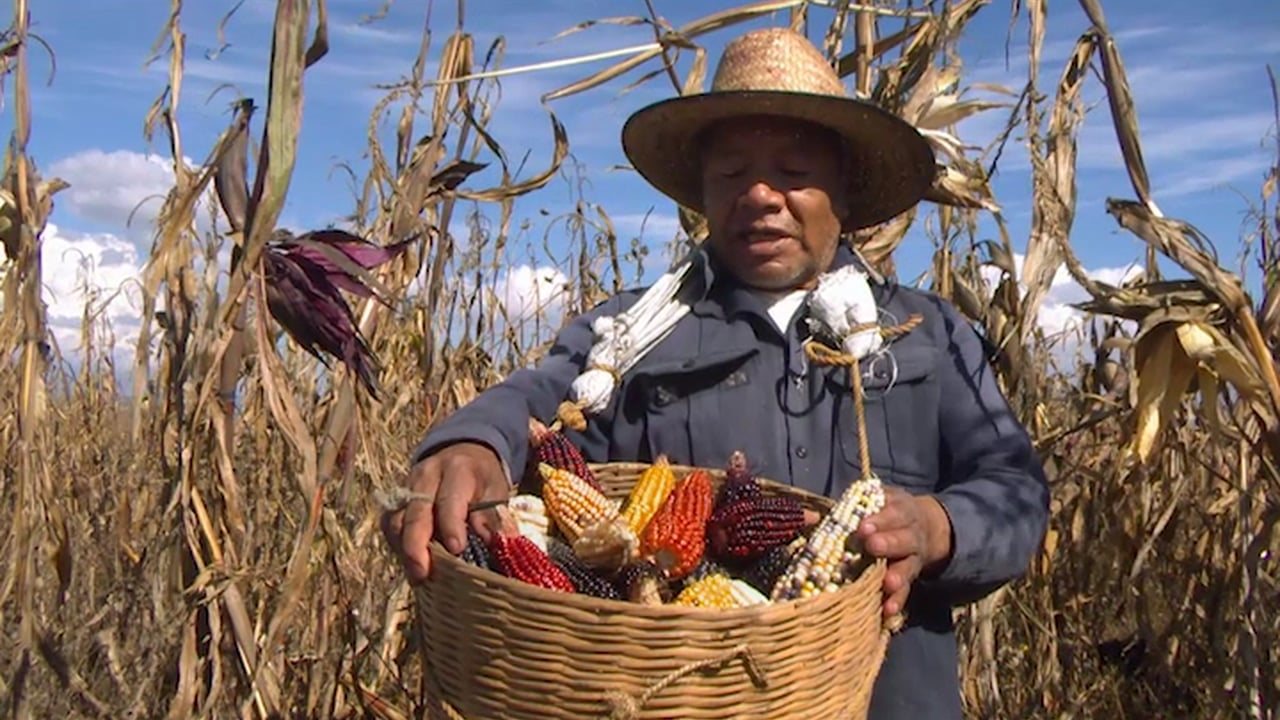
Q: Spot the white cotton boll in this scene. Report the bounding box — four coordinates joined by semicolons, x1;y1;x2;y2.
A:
806;265;883;360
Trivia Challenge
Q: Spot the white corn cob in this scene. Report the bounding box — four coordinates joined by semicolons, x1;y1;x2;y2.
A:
572;515;639;570
509;494;550;551
729;579;769;607
771;475;886;601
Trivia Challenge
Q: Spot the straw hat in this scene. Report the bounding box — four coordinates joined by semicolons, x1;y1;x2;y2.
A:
621;27;936;231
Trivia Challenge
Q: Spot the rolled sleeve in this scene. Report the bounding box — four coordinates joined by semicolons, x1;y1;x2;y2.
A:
926;301;1050;603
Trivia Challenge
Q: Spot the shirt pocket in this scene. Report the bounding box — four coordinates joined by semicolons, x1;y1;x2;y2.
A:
834;344;941;491
622;346;760;468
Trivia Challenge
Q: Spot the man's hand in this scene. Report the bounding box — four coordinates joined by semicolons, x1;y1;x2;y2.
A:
855;486;953;618
380;442;511;583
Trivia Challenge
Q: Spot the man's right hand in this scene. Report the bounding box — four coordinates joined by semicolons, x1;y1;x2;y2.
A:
380;441;511;583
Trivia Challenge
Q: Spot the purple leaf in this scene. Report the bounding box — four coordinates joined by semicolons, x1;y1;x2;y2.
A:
272;229;417;305
262;249;381;398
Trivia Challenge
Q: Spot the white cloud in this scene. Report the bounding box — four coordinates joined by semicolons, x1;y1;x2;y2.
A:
494;264;569;324
980;252;1143;342
39;222;146;358
49;149;177;230
612;212;681;242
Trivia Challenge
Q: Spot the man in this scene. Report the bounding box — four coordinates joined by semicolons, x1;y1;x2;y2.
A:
382;27;1049;719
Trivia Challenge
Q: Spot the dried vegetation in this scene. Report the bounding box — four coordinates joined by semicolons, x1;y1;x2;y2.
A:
1;0;1277;718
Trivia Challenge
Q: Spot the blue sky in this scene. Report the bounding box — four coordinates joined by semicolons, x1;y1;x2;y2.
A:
19;0;1280;360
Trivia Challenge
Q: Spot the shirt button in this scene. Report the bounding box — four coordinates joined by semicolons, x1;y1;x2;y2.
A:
794;446;808;459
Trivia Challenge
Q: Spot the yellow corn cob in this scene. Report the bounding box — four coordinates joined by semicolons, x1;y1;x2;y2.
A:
538;463;619;543
771;475;886;601
509;494;550;551
673;573;741;609
572;515;639;569
620;455;677;535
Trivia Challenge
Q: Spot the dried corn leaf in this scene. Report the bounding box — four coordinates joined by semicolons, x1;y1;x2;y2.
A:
1078;0;1154;211
916;97;1009;131
456;113;568;202
1176;321;1265;398
925;165;1001;212
543;0;803;102
546;15;650;43
213;98;253;234
1021;33;1094;344
1127;323;1198;463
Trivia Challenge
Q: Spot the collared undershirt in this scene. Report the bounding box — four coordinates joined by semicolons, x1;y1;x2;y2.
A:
749;287;809;334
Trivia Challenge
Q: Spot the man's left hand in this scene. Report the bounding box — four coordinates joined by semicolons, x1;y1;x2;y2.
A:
854;486;953;618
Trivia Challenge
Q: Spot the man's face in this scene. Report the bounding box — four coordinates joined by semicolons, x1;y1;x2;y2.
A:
699;115;848;291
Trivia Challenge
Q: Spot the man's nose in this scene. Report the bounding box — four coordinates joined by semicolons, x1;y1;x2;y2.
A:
740;179;786;211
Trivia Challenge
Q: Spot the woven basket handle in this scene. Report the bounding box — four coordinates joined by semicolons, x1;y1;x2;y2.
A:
601;643;768;720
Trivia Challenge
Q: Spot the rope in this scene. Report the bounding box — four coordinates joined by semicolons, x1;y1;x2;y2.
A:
602;644;768;720
803;314;923;481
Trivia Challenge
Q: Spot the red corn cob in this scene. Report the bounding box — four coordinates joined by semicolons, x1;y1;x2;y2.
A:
489;534;575;593
715;450;763;509
529;419;605;493
641;469;714;579
706;495;807;562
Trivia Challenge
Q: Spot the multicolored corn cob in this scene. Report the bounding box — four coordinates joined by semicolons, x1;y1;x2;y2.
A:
641;469;714;579
614;560;672;605
672;573;740;609
619;456;677;536
706;494;807;562
546;537;623;600
529;419;605;493
538;463;619;543
460;528;492;570
509;494;550;551
771;476;886;601
489;533;576;593
715;450;763;509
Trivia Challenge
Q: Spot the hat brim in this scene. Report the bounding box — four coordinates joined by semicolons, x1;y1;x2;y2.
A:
620;91;937;231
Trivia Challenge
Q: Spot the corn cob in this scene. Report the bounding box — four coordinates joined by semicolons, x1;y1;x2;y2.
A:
742;535;806;594
715;450;763;509
546;537;623;600
572;515;639;570
672;573;740;609
619;456;677;536
706;495;807;562
529;419;605;493
729;579;769;607
771;475;886;601
460;528;492;570
489;533;576;593
615;560;672;605
538;463;619;543
509;494;551;551
641;469;714;579
673;557;731;596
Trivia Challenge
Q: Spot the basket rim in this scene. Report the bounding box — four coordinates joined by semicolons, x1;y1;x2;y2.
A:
426;542;884;621
421;459;886;622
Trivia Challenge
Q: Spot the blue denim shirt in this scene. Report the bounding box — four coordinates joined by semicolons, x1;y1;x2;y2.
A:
413;243;1050;719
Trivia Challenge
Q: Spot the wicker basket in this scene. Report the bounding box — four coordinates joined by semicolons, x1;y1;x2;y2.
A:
414;461;891;720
